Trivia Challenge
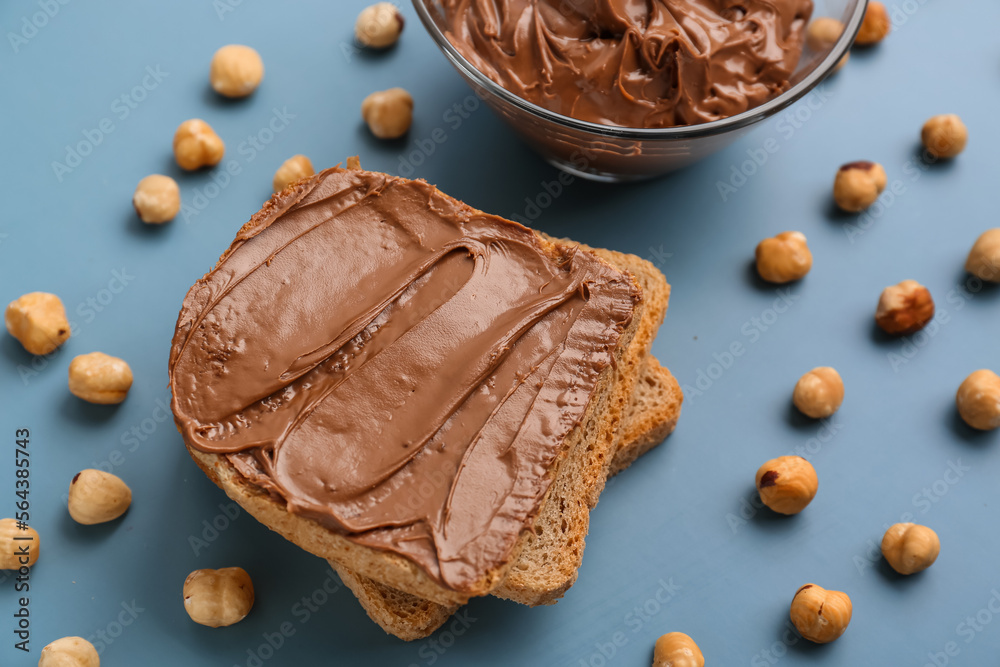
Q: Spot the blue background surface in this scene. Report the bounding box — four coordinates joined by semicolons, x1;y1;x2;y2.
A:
1;1;998;665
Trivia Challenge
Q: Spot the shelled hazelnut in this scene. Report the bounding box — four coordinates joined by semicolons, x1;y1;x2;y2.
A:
173;119;225;171
68;470;132;525
956;370;1000;431
653;632;704;667
210;45;264;98
133;174;180;224
361;88;413;139
39;637;99;667
855;1;890;45
793;367;844;419
833;161;887;212
806;18;849;71
68;352;133;405
965;229;1000;282
790;584;852;643
882;523;940;575
0;518;39;569
183;567;255;627
875;280;934;335
355;3;405;48
921;114;967;159
5;292;70;355
273;155;315;193
755;231;813;283
755;456;818;515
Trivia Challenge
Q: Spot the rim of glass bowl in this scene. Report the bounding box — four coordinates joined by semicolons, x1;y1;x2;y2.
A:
412;0;868;141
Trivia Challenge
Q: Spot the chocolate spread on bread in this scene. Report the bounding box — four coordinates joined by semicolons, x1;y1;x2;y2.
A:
440;0;813;128
169;168;639;591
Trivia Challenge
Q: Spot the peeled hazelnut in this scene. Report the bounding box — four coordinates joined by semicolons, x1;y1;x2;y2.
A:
273;155;315;193
183;567;255;627
5;292;71;355
790;584;852;643
833;161;887;212
653;632;704;667
793;367;844;419
133;174;180;224
806;18;848;71
210;45;264;98
875;280;934;335
39;636;99;667
956;369;1000;431
855;1;890;45
921;114;967;159
882;523;940;575
362;87;413;139
755;231;813;283
807;17;844;50
0;518;39;569
756;456;818;515
355;3;405;49
965;229;1000;282
173;119;225;171
68;352;133;405
68;470;132;525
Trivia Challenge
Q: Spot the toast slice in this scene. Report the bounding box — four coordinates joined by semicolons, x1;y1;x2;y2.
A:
171;167;662;607
332;356;681;640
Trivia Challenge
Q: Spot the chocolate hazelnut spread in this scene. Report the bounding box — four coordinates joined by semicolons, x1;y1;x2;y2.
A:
440;0;813;128
168;168;639;591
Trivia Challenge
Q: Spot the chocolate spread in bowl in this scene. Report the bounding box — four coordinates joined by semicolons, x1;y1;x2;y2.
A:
441;0;814;128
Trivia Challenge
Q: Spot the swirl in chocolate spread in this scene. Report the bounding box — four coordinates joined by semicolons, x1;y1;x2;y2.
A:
168;168;639;591
440;0;813;128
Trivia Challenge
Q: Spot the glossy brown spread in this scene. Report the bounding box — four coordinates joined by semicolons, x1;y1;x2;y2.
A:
440;0;813;128
168;167;639;591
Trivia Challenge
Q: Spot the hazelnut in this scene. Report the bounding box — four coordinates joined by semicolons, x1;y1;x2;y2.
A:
39;636;99;667
210;45;264;98
881;523;940;575
173;119;225;171
0;518;39;569
921;114;967;159
68;352;133;405
875;280;934;335
965;229;1000;282
807;17;843;50
956;369;1000;431
789;584;852;643
355;3;405;49
273;155;315;193
755;231;813;283
68;470;132;525
855;1;890;45
833;161;887;212
183;567;255;627
362;87;413;140
806;18;849;71
132;174;180;224
5;292;70;355
653;632;704;667
793;367;844;419
755;456;818;515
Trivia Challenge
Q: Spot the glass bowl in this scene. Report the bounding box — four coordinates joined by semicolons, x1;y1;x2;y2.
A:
413;0;868;182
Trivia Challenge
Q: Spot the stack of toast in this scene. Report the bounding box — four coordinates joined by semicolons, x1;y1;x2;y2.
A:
170;166;682;641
